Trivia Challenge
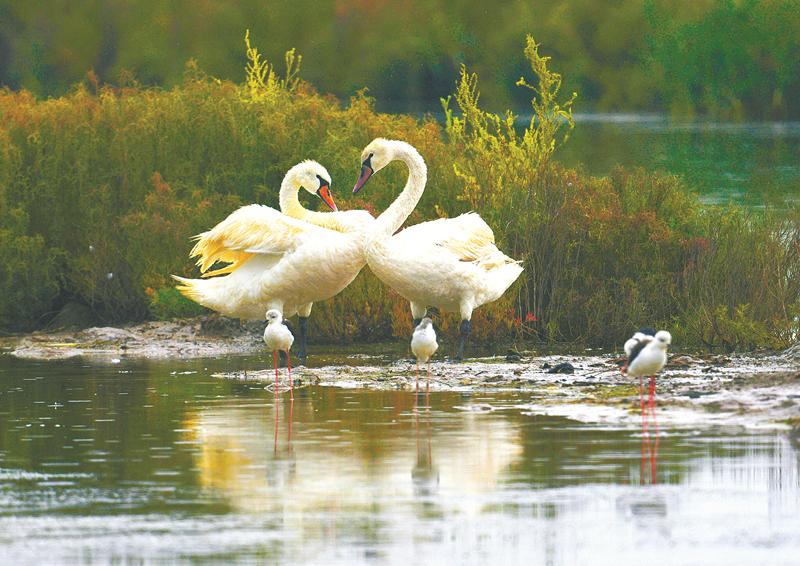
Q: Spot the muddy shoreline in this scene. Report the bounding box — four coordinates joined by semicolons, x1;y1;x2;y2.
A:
1;317;265;360
3;317;800;430
219;352;800;429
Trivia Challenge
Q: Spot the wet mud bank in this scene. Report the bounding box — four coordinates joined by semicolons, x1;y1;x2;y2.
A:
4;318;800;430
220;353;800;430
2;317;264;360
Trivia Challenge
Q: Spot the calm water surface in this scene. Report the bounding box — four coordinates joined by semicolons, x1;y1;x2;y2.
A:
1;354;799;564
407;110;800;207
561;115;800;207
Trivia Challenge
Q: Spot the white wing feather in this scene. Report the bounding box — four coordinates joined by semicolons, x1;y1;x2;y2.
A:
394;212;518;269
190;204;331;275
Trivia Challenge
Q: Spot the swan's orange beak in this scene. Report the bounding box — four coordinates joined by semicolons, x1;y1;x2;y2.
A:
317;183;338;212
353;158;373;194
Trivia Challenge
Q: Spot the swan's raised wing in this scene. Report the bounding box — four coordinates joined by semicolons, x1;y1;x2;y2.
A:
190;204;331;277
395;212;517;268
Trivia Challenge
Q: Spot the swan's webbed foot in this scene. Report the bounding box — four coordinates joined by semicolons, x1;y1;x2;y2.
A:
454;319;471;361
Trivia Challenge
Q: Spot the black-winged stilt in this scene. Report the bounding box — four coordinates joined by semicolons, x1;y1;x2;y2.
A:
263;309;295;399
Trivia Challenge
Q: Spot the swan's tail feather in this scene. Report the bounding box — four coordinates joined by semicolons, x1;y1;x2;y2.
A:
475;248;522;271
483;262;524;304
172;275;207;305
201;259;248;278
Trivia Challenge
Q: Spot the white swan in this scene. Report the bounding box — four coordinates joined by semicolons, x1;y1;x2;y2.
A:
263;309;295;399
174;161;367;359
353;138;523;359
270;161;374;358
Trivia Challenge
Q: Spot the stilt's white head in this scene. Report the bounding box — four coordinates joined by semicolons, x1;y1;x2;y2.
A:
353;138;397;193
654;330;672;348
287;160;337;211
265;309;283;324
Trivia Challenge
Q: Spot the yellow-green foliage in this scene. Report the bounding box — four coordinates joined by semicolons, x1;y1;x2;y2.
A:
243;30;302;102
1;34;799;351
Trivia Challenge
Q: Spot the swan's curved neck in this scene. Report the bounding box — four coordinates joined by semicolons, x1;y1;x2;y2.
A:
279;174;340;228
373;142;427;238
279;174;310;220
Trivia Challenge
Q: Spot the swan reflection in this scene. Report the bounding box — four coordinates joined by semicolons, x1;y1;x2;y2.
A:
182;391;523;518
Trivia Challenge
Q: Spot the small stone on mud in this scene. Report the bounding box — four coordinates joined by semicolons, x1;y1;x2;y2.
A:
685;390;713;398
505;349;523;362
547;362;575;374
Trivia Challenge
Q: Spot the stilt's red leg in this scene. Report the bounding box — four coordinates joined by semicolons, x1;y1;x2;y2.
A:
650;443;657;484
273;350;279;395
414;394;419;433
641;422;647;482
286;349;293;401
649;376;658;435
288;395;294;448
426;362;431;395
649;375;659;483
274;397;279;453
416;361;420;394
640;374;648;434
426;408;432;464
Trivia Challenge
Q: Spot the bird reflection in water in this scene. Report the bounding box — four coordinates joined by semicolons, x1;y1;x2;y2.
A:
412;393;439;498
640;375;659;484
274;395;294;457
267;396;297;497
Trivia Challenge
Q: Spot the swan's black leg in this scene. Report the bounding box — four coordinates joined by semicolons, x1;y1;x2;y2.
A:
409;316;422;363
297;316;309;365
277;319;295;368
455;319;471;361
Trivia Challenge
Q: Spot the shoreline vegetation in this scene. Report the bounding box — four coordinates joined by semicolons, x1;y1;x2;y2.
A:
2;34;799;351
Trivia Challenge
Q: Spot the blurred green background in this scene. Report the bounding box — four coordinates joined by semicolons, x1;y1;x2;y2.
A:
2;0;799;118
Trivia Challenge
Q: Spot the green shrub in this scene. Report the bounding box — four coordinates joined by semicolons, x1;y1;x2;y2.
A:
0;210;61;331
148;287;207;320
1;33;798;350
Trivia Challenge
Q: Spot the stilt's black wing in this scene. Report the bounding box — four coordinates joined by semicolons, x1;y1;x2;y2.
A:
627;337;652;366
